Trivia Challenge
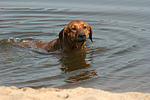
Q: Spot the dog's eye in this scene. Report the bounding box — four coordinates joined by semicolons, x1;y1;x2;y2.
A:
83;26;87;29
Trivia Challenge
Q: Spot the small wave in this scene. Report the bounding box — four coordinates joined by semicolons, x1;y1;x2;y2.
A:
0;37;21;44
0;37;34;44
7;37;21;43
0;37;54;54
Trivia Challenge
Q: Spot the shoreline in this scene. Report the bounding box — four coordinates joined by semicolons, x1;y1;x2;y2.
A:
0;86;150;100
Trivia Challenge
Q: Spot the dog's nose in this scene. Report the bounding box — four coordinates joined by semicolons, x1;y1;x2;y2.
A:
78;33;86;39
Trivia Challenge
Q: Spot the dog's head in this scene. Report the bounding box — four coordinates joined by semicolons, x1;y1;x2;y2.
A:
59;20;93;44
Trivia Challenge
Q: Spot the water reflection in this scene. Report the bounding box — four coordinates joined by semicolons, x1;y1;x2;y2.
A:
64;70;97;83
59;50;97;83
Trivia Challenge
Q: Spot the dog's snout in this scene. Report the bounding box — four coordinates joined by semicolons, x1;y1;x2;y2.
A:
74;33;87;42
78;33;86;38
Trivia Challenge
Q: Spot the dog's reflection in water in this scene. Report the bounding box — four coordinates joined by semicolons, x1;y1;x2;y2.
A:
60;50;97;83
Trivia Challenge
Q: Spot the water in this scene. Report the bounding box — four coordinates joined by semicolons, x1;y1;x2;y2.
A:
0;0;150;93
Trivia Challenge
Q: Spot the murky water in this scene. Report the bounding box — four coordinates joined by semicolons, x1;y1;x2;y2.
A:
0;0;150;93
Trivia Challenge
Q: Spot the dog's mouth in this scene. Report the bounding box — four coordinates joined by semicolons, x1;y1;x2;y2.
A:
73;39;86;42
73;33;87;42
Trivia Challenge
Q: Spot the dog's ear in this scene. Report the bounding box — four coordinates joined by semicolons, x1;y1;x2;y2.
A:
59;28;64;43
88;25;93;42
59;26;68;44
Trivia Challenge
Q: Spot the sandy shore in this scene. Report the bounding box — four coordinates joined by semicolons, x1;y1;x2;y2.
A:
0;86;150;100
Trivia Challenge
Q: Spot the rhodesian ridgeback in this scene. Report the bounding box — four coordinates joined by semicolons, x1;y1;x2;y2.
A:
21;20;93;52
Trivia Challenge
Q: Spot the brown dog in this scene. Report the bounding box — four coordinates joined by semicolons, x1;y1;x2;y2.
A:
21;20;93;52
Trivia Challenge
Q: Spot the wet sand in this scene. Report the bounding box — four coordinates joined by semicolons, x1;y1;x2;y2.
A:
0;86;150;100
